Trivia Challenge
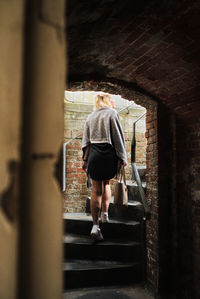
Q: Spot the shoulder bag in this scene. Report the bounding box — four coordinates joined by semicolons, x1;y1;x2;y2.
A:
114;166;128;206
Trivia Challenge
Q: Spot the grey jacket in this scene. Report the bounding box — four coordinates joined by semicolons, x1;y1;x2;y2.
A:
82;107;127;164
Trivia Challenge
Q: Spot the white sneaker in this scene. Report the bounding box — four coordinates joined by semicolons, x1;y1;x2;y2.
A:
90;225;104;241
101;212;109;223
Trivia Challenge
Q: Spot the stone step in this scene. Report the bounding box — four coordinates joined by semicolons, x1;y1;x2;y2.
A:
86;197;144;221
63;233;141;262
110;197;144;221
126;180;146;202
132;165;146;182
63;259;142;289
63;213;141;242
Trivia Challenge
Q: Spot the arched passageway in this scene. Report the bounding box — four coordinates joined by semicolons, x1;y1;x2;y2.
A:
67;1;200;297
64;79;173;295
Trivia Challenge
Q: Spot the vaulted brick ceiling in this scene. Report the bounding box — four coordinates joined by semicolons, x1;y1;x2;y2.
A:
67;0;200;121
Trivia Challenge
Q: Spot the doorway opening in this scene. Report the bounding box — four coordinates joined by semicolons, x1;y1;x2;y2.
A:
62;80;159;291
63;90;147;214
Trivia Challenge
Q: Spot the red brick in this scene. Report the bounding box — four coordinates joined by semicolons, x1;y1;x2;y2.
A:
124;28;144;43
132;45;151;59
130;33;150;47
135;62;152;74
134;55;150;66
64;131;72;139
146;122;154;129
66;167;77;173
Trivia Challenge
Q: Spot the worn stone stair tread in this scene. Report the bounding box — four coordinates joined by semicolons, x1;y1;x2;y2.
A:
63;260;142;288
63;233;140;247
136;165;146;169
63;213;141;241
87;196;143;207
85;197;144;221
126;180;146;188
63;259;139;271
63;213;139;225
110;196;142;206
63;212;91;220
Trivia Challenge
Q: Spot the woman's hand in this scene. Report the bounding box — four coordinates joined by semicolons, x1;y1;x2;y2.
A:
121;160;127;167
82;161;88;173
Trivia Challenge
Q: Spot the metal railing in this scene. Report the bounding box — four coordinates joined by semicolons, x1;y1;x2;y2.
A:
62;104;135;192
131;112;150;219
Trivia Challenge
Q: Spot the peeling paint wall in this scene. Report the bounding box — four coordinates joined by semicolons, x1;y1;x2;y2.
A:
18;1;66;298
0;0;66;298
0;0;24;298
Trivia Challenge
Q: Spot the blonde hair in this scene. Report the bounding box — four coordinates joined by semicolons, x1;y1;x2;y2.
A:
95;94;113;109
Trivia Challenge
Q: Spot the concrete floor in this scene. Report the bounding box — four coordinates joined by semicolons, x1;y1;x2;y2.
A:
64;285;155;299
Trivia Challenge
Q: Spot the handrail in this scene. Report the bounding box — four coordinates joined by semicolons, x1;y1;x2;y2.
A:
131;112;146;163
133;111;146;124
132;162;150;219
131;112;150;219
117;102;135;113
62;104;135;191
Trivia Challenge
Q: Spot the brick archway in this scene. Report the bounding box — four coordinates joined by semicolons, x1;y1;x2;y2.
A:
66;79;173;294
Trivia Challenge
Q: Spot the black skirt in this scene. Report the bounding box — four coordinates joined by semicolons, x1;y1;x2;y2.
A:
87;143;118;181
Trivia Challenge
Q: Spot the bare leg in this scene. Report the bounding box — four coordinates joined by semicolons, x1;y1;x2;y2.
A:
90;180;103;225
102;180;111;213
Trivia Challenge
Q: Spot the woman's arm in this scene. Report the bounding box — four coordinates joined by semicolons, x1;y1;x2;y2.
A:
83;145;89;161
82;117;90;172
82;145;90;172
121;160;127;166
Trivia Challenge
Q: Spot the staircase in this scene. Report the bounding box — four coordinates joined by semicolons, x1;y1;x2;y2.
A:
63;165;147;290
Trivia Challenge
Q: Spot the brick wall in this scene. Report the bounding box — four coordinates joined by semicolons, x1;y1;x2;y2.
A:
172;119;200;298
63;99;92;213
67;0;200;121
189;122;200;299
63;139;88;213
145;106;159;290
